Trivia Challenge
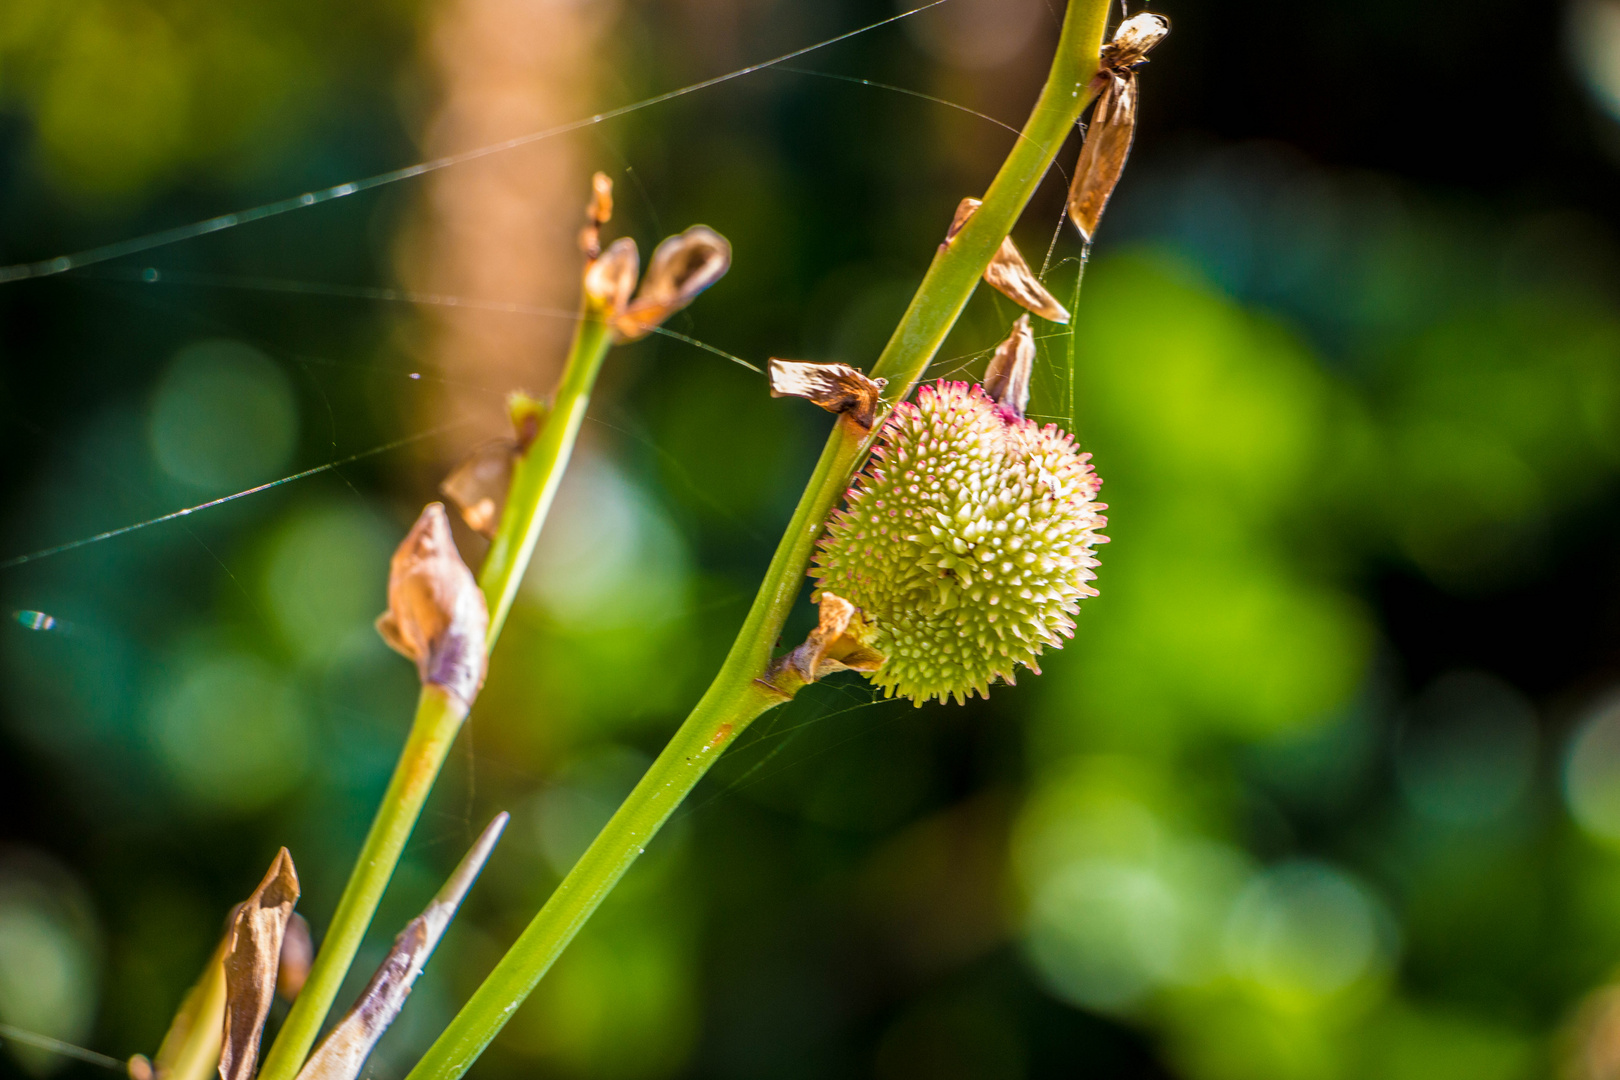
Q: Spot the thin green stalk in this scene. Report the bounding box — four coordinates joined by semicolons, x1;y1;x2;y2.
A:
406;1;1112;1074
258;311;615;1080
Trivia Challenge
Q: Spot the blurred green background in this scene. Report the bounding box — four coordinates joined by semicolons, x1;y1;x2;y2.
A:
6;0;1620;1078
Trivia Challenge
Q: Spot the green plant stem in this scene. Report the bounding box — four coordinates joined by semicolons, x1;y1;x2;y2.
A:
406;2;1113;1074
481;314;615;640
258;311;615;1080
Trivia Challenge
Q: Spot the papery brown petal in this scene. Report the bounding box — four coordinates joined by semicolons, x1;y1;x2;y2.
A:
583;236;639;317
1067;73;1138;242
984;315;1035;419
276;913;313;1002
768;360;888;429
294;815;508;1080
375;503;490;707
984;239;1070;323
945;197;1068;322
440;440;517;539
1100;11;1169;70
613;226;731;341
220;849;299;1080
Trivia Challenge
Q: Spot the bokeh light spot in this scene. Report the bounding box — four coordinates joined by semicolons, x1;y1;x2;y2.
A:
1224;861;1389;1004
148;649;310;811
262;503;394;662
1396;671;1538;826
1565;692;1620;844
148;339;298;492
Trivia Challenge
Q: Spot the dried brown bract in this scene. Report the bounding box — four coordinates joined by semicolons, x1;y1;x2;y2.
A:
762;591;885;697
375;503;490;708
768;359;888;429
946;198;1070;324
221;849;300;1080
1067;12;1169;241
294;814;509;1080
984;315;1035;420
613;226;732;342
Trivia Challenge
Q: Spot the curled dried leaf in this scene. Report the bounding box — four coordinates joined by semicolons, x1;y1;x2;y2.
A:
294;814;509;1080
613;226;731;341
1067;73;1138;242
220;849;299;1080
276;913;313;1002
583;236;640;317
440;440;517;539
984;315;1035;420
943;198;1069;323
375;503;490;707
763;592;886;697
769;360;888;429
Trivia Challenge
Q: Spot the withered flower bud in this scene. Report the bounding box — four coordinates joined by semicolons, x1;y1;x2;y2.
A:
584;236;640;317
769;359;888;429
375;503;489;708
221;849;300;1080
276;913;313;1002
613;226;731;341
983;316;1035;420
946;198;1070;323
1099;12;1170;70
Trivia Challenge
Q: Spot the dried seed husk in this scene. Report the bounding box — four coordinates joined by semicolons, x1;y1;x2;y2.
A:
945;198;1069;323
612;226;731;341
768;360;888;429
375;503;490;707
293;815;508;1080
1067;72;1138;242
984;315;1035;419
220;849;300;1080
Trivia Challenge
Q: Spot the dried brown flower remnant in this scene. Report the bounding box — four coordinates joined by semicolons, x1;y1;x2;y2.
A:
583;236;640;318
946;198;1070;323
769;359;889;429
294;814;509;1080
579;171;614;259
1067;12;1169;241
375;503;490;707
221;849;300;1080
441;440;518;538
983;315;1035;419
762;591;886;697
613;226;732;342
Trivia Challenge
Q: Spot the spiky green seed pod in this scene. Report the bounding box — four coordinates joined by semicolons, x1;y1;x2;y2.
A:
811;380;1107;704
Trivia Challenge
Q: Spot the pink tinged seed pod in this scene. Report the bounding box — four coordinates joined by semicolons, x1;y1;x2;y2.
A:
375;503;490;708
811;371;1107;705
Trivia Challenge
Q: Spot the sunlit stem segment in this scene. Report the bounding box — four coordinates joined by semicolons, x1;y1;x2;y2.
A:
480;314;615;639
257;311;615;1080
405;0;1114;1074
